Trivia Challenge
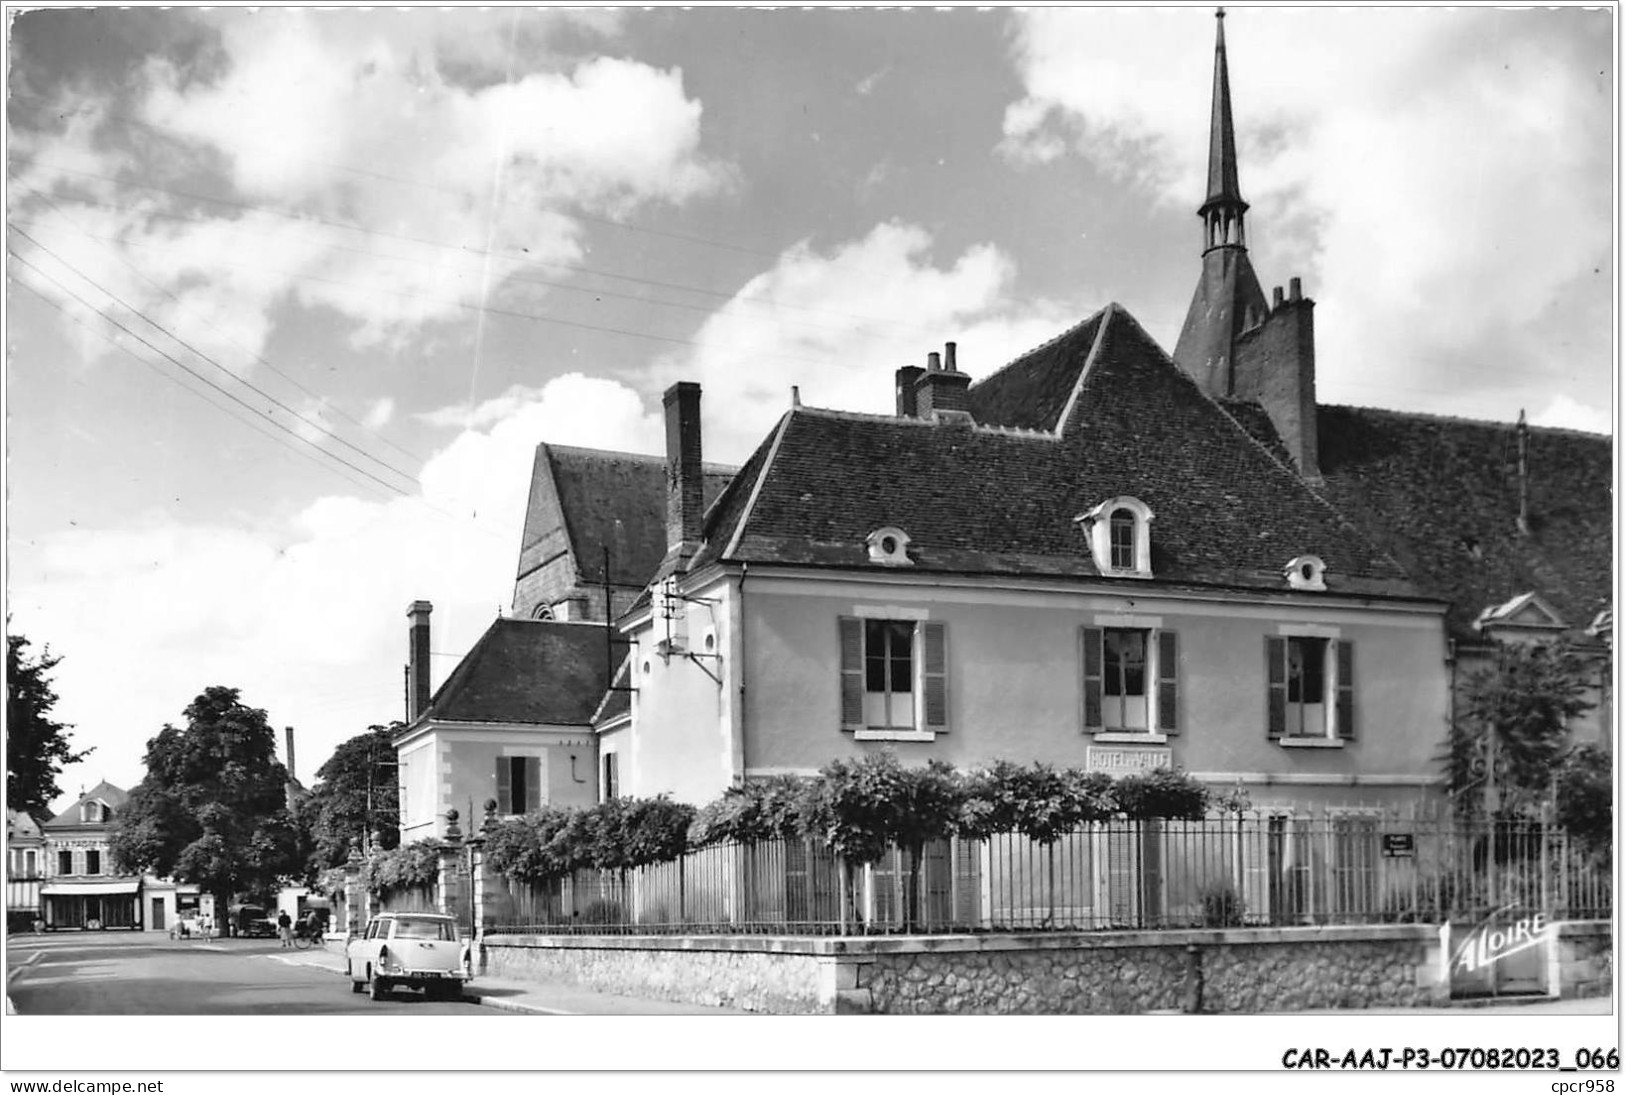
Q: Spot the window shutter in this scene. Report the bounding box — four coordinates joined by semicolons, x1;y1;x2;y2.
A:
1156;630;1179;733
1266;636;1287;740
496;757;512;814
1082;626;1104;730
839;616;864;731
1336;640;1356;741
922;621;948;731
525;756;542;812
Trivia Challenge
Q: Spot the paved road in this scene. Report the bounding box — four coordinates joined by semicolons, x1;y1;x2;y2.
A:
7;932;506;1016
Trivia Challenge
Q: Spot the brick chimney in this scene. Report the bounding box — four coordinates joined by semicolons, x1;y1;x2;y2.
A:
1233;277;1319;480
407;600;433;722
914;342;971;419
895;364;925;417
284;726;297;784
663;382;705;561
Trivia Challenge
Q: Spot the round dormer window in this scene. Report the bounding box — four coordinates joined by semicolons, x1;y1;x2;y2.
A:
865;526;913;566
1285;554;1327;592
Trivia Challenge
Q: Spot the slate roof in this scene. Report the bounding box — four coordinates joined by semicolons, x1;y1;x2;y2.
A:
417;618;615;726
694;304;1415;598
44;781;129;829
1276;403;1610;641
515;445;733;589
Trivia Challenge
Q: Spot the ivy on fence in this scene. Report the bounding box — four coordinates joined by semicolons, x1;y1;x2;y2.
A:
366;839;446;896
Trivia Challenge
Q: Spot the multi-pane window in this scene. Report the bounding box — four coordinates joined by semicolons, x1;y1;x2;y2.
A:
864;619;915;729
1286;636;1328;735
1109;510;1137;571
1102;629;1150;729
1082;626;1178;733
840;617;949;734
85;850;101;876
1267;635;1356;741
59;851;73;876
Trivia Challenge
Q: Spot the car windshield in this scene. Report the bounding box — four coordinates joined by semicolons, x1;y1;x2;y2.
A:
392;918;456;941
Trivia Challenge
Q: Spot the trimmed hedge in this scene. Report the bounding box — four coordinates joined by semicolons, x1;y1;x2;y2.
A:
485;755;1215;883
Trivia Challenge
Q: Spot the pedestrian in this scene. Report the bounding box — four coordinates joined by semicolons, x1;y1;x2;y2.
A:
304;909;322;943
277;909;292;948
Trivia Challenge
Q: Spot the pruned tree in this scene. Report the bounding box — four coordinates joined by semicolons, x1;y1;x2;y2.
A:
109;686;303;909
6;634;92;821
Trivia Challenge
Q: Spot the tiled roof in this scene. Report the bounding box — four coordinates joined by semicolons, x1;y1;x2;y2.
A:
420;618;615;726
590;657;633;726
43;781;128;829
515;445;734;588
967;311;1106;431
1304;404;1613;640
704;304;1414;598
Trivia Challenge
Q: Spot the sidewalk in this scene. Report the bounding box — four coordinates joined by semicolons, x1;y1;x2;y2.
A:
289;941;750;1015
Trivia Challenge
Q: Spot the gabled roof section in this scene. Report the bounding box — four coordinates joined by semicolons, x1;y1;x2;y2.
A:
590;656;633;728
44;781;128;829
1296;404;1614;640
515;444;733;589
967;310;1107;432
417;618;615;727
705;304;1414;597
1475;591;1568;633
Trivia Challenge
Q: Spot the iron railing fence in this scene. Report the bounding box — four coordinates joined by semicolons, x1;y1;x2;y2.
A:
483;814;1610;936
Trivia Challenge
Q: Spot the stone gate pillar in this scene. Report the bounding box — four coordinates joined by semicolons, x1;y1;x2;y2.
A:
343;840;365;938
438;809;465;924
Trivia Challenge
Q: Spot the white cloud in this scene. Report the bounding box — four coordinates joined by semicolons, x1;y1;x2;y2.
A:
654;221;1081;464
8;372;661;799
363;397;395;431
11;8;727;360
1002;9;1612;421
1531;395;1614;437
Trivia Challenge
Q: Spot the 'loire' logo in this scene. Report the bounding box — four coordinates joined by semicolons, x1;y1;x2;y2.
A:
1450;905;1552;974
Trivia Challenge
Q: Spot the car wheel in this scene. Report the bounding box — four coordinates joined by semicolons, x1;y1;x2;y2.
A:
369;967;390;1002
348;962;364;993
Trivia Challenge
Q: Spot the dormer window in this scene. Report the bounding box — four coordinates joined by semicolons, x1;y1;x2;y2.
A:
1285;554;1327;592
866;527;913;567
1075;496;1154;579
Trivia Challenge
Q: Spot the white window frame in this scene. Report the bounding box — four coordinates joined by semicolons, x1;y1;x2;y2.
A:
1276;625;1346;746
856;618;928;740
1075;496;1154;579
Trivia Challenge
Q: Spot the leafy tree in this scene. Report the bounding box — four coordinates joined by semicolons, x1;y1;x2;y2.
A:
1554;742;1611;847
6;634;91;821
300;724;401;873
1113;768;1210;821
1445;641;1595;819
109;686;302;909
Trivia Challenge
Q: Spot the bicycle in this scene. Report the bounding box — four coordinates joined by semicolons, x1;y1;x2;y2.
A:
292;925;321;950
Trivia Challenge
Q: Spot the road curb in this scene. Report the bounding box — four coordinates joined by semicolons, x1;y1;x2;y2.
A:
463;991;568;1016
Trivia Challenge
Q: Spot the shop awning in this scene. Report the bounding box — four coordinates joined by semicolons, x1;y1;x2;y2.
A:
41;879;141;896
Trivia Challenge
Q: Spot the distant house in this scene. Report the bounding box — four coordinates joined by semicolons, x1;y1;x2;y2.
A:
6;809;45;931
37;782;208;932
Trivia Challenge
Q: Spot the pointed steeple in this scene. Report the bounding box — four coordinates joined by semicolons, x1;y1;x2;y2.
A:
1199;8;1248;249
1173;8;1267;396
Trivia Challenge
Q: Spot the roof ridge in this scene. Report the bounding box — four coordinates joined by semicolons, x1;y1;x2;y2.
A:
967;302;1112;396
790;403;1059;441
1320;402;1613;440
1054;301;1119;436
542;441;738;473
725;409;796;559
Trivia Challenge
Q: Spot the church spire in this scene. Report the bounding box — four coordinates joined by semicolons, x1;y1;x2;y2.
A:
1199;9;1248;251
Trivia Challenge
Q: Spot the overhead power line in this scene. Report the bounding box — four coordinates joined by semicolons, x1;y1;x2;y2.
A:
11;224;420;488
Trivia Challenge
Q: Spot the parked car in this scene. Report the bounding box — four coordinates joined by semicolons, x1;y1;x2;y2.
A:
226;904;277;938
345;912;472;1001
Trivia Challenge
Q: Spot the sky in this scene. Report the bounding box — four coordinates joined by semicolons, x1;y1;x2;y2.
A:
5;6;1615;816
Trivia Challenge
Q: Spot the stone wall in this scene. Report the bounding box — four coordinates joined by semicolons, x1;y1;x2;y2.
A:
1555;921;1612;999
480;925;1453;1015
482;935;828;1013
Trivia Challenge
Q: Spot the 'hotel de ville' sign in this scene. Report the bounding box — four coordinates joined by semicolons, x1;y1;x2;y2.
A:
1085;746;1172;777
